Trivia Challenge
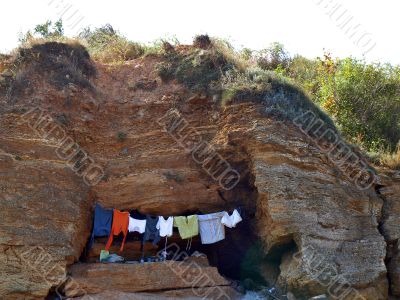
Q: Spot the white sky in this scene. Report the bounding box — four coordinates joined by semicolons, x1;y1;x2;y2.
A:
1;0;399;64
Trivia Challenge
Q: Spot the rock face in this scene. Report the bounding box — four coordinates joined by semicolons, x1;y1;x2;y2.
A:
0;139;92;299
70;288;241;300
64;261;231;297
0;43;398;299
379;174;400;297
244;120;388;300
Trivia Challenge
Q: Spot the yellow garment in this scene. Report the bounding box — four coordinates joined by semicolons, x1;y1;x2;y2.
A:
173;215;198;239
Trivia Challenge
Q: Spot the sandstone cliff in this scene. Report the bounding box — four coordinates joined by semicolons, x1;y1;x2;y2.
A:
0;42;399;299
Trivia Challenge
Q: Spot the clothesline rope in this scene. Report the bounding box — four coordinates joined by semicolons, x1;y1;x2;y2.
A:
89;204;243;253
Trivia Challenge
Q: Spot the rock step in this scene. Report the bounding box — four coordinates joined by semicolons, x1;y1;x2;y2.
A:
65;260;232;298
69;287;241;300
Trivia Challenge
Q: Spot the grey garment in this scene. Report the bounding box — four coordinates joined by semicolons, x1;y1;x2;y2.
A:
102;254;124;263
197;212;226;244
143;215;161;245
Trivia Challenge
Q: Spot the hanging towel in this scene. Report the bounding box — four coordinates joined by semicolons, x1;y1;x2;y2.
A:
143;215;161;245
88;203;113;250
105;209;129;252
173;215;199;239
197;212;226;244
221;209;242;228
157;216;174;237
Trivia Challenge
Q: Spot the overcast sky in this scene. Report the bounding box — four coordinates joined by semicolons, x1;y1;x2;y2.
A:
1;0;399;64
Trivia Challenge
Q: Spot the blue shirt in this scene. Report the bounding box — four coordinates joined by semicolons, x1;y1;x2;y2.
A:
88;203;113;250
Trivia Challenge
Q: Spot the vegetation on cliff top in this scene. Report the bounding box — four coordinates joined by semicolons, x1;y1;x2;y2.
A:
1;20;399;169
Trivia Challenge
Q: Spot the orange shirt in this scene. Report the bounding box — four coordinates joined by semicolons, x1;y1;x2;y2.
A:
105;209;129;252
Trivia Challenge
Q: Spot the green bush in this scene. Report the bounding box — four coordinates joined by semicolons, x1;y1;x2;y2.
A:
286;54;400;152
34;19;64;38
257;42;290;71
333;59;400;152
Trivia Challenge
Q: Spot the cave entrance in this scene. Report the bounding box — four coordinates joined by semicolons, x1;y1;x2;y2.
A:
80;145;260;281
53;142;264;298
82;211;258;283
47;214;259;299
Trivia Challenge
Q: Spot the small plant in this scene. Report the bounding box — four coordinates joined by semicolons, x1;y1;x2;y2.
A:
193;34;212;49
133;78;157;91
163;170;185;183
117;132;127;142
56;113;69;126
162;41;175;53
156;62;175;82
101;173;109;182
257;42;290;71
34;19;64;38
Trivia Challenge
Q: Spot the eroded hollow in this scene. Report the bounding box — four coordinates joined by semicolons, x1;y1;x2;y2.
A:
57;141;267;298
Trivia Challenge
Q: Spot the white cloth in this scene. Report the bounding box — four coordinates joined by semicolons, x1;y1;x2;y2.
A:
128;217;146;234
197;212;226;244
221;209;242;228
156;216;174;237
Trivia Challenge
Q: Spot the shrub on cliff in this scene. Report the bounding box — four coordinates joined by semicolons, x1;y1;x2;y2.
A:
79;25;145;63
5;41;96;98
285;54;400;154
18;19;65;45
156;46;233;92
257;42;290;71
155;37;333;127
220;66;335;127
193;34;212;49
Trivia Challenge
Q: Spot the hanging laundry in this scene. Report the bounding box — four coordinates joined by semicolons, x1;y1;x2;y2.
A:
197;212;226;244
221;209;242;228
105;209;129;252
88;203;113;250
156;216;174;237
130;209;146;220
173;215;198;239
143;215;161;245
128;216;146;234
236;206;245;219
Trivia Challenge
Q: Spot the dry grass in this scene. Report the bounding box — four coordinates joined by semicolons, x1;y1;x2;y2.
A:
83;38;145;64
18;31;147;65
211;38;253;72
0;54;12;73
19;34;80;50
380;147;400;169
